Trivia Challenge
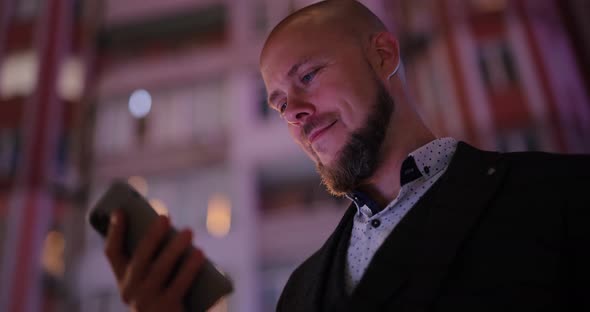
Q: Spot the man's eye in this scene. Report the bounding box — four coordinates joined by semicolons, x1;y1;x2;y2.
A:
301;69;319;84
279;102;287;114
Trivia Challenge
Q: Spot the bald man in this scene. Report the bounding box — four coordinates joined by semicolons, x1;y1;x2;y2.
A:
104;1;590;311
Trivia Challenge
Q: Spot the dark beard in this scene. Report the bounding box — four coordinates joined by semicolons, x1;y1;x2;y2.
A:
316;81;394;196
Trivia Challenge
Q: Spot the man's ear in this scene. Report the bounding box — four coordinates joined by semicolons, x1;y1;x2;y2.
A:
368;32;400;80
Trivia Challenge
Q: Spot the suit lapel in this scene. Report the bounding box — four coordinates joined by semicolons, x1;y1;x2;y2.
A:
300;204;356;312
346;142;508;311
406;142;508;309
346;171;442;311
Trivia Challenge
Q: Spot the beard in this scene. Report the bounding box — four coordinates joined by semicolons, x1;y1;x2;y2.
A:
315;80;395;197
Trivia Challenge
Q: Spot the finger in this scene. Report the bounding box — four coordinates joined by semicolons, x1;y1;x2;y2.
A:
104;209;128;280
121;215;170;302
143;229;193;293
164;248;205;299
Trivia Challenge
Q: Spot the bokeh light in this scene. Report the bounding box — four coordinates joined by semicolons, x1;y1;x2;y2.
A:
128;89;152;118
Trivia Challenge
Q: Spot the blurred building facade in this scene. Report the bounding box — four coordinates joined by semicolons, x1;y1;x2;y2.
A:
392;0;590;153
0;0;589;312
80;0;355;311
82;0;590;311
0;0;99;311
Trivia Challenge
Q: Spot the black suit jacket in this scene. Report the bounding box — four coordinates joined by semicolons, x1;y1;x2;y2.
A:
277;142;590;312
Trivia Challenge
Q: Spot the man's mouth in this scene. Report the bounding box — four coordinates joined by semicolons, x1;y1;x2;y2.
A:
308;120;337;144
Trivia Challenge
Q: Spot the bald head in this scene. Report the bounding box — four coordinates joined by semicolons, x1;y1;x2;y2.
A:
262;1;388;60
258;1;424;197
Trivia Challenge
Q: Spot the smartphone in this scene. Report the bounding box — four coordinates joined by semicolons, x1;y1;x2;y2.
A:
88;181;233;312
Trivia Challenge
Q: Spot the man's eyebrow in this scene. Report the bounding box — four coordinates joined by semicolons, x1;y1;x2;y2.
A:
287;58;312;77
267;58;313;107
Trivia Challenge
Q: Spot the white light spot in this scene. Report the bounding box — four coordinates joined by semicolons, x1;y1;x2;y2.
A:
128;89;152;118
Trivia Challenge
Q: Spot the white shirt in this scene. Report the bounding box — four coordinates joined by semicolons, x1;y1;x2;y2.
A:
344;137;458;293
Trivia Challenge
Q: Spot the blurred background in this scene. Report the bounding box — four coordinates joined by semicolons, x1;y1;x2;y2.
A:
0;0;588;311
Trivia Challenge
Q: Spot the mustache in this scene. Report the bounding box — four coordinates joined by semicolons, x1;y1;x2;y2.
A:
302;113;338;141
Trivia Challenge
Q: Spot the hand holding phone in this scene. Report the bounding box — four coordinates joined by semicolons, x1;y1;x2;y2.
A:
88;181;233;312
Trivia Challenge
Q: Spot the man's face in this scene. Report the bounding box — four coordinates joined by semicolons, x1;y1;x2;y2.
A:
260;22;394;195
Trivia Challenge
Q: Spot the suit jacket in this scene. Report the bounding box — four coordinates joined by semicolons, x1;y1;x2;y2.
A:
276;142;590;312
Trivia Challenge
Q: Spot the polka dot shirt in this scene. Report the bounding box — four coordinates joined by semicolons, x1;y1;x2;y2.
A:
344;137;458;293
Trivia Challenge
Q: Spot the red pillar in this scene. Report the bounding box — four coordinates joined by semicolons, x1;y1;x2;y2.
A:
0;1;72;311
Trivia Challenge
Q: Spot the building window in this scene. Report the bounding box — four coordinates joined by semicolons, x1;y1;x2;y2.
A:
495;127;539;152
477;40;519;90
257;158;346;214
57;56;85;102
93;103;134;155
14;0;41;20
258;80;271;119
150;87;195;146
469;0;508;14
0;51;38;99
0;129;19;177
257;78;282;123
254;0;269;36
149;80;228;146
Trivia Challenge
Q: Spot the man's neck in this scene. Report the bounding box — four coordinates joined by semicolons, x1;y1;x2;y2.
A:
359;131;436;208
359;79;436;208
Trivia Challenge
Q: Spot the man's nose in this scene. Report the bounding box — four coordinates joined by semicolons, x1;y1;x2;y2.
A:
283;95;315;125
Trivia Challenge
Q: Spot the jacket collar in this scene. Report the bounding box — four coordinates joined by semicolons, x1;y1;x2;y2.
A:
298;142;508;311
346;137;458;216
297;204;356;312
348;141;507;310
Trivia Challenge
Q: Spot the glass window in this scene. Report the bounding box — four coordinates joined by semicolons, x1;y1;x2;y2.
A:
257;78;281;123
495;127;539;152
0;51;38;99
148;79;228;147
0;128;19;177
257;157;347;214
93;102;134;155
14;0;41;20
57;56;85;102
150;87;195;146
254;0;269;36
191;79;227;139
500;44;518;83
477;40;519;91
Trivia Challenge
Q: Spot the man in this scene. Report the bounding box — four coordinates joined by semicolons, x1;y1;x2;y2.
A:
104;1;590;311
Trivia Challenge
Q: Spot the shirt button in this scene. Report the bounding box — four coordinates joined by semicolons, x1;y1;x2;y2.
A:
371;219;381;228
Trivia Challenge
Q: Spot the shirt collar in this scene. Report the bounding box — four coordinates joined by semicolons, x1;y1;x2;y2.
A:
347;190;381;214
408;137;458;182
347;137;458;213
